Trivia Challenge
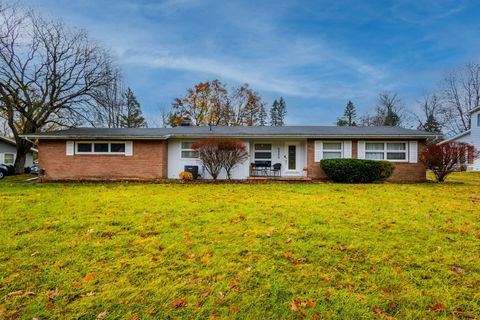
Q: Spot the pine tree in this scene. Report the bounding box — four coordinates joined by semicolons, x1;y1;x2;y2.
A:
270;99;279;126
258;104;268;126
336;100;357;126
276;97;287;126
121;88;147;128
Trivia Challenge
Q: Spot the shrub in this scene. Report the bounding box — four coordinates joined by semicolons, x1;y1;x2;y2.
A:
179;171;193;181
421;142;477;182
320;159;394;183
24;167;31;174
6;165;15;175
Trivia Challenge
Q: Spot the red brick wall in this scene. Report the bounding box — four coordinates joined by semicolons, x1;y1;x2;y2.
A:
38;140;168;181
307;139;427;182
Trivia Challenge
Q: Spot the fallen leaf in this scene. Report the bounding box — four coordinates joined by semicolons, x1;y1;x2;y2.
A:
172;299;187;308
229;306;238;314
283;252;293;258
146;307;155;315
325;291;332;301
305;299;315;308
394;267;402;273
296;257;307;264
290;299;302;311
0;307;6;316
388;302;398;310
339;245;346;251
47;288;59;298
97;311;107;319
428;303;446;312
219;292;225;305
230;219;238;224
83;291;95;297
450;266;464;274
312;315;320;320
72;280;79;287
238;215;246;220
286;236;292;244
83;272;94;281
7;290;24;297
185;238;193;245
373;306;393;319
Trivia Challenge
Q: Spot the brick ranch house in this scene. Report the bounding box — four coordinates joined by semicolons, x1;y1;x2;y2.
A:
22;126;437;182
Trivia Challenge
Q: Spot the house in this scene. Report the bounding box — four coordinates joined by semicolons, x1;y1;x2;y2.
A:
439;106;480;171
0;136;37;167
22;126;437;182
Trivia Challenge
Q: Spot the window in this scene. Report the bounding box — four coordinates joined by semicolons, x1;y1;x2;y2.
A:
4;153;14;165
181;142;198;159
323;142;342;159
365;142;407;161
254;143;272;166
75;142;126;155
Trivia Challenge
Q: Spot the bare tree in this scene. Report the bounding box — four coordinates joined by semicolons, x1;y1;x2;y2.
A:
230;84;264;126
0;116;11;137
91;68;125;128
441;63;480;136
0;5;114;173
414;93;443;134
360;91;406;127
219;138;248;179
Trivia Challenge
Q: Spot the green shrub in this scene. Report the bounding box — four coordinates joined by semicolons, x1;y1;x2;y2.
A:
6;165;15;175
320;159;394;183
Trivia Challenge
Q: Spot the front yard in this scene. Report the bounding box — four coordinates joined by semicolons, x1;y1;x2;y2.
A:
0;173;479;319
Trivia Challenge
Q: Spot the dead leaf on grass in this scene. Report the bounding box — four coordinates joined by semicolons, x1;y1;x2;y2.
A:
8;290;24;297
286;236;292;243
283;252;293;258
47;288;59;298
172;299;187;308
83;272;94;281
428;303;446;312
373;306;393;319
97;311;107;319
450;266;464;274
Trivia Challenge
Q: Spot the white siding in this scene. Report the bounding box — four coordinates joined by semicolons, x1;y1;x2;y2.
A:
409;141;418;163
344;141;352;158
471;110;480;171
167;139;250;179
125;141;133;156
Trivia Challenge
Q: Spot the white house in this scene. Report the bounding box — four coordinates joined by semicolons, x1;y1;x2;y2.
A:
441;106;480;171
0;136;37;167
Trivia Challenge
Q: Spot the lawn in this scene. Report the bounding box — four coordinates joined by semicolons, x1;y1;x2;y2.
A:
0;173;479;319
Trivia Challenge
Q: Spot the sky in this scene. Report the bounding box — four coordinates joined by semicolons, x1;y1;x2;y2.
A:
21;0;480;126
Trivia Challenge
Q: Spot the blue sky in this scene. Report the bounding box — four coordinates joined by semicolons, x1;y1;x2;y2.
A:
23;0;480;126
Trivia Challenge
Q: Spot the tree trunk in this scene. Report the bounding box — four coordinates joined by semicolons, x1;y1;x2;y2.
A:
13;139;33;174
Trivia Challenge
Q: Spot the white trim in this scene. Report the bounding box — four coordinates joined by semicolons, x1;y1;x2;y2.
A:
358;141;365;159
314;141;323;162
3;153;15;165
363;141;409;162
322;141;344;159
125;141;133;156
253;142;273;164
180;141;199;159
74;141;129;155
439;130;471;144
343;141;352;158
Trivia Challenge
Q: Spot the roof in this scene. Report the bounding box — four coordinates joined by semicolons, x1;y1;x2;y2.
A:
438;130;471;144
21;126;438;140
469;106;480;114
0;136;38;152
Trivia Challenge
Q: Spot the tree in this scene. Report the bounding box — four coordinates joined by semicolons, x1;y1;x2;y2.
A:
336;100;357;126
121;88;147;128
441;63;480;136
218;138;249;179
91;68;125;128
0;5;114;173
420;142;477;182
230;84;264;126
192;138;224;180
276;97;287;126
361;92;405;127
414;94;443;134
270;99;279;126
258;104;268;126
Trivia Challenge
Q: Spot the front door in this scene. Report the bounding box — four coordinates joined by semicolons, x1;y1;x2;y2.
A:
284;142;300;175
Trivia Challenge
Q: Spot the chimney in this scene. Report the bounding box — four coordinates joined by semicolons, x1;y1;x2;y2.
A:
180;117;192;127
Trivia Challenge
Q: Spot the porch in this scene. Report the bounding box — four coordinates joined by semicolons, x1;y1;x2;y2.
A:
248;139;308;178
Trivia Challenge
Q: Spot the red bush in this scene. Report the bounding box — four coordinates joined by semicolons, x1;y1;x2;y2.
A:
421;142;477;182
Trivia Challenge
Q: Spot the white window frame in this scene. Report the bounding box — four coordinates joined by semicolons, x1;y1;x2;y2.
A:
4;153;15;165
253;142;272;164
75;141;127;155
365;141;408;162
180;141;199;159
322;141;343;159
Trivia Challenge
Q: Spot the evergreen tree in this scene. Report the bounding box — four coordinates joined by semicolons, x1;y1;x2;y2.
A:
336;100;357;126
270;99;279;126
121;88;147;128
277;97;287;126
258;104;268;126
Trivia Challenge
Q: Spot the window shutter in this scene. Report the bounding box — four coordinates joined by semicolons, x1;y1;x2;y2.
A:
125;141;133;156
66;141;74;156
343;141;352;158
357;141;365;159
0;153;4;164
314;141;323;162
409;141;418;163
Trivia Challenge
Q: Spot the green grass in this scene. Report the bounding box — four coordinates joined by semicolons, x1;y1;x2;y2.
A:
0;173;479;319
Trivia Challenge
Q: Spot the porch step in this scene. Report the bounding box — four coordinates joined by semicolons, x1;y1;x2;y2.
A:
247;176;312;182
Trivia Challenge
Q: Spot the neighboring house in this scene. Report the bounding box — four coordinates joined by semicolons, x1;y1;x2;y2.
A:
23;126;437;182
0;136;37;167
440;106;480;171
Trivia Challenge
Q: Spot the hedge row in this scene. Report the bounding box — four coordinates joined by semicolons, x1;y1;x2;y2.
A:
320;159;394;183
